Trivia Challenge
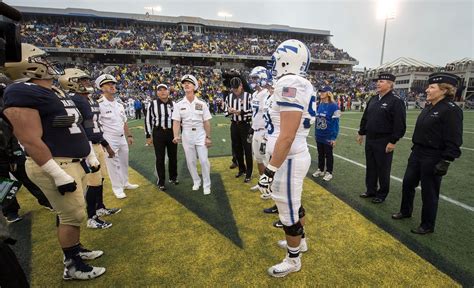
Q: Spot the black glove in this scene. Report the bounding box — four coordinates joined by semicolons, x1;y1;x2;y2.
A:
434;160;450;176
90;164;101;173
57;181;77;195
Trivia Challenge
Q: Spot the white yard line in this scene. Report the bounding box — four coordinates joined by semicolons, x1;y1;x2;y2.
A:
306;142;474;212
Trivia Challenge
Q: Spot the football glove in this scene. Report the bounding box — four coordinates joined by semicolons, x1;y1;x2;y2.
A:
434;160;450;176
258;164;277;197
87;142;101;173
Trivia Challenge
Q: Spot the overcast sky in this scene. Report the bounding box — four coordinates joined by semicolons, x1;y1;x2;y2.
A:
6;0;473;69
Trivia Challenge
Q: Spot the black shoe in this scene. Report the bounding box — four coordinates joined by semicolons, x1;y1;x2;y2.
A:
263;205;278;214
158;185;167;191
235;171;245;178
273;220;283;228
229;163;238;169
372;197;385;204
169;179;179;185
244;177;251;183
391;212;411;220
6;214;22;223
411;226;434;235
360;192;376;198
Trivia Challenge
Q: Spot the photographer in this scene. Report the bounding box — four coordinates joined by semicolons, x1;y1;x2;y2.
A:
0;4;29;287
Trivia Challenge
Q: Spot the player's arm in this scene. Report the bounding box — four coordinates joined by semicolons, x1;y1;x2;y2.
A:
3;107;77;194
268;111;302;167
3;107;51;165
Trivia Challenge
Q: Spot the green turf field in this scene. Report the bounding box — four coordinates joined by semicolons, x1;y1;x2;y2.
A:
10;109;473;286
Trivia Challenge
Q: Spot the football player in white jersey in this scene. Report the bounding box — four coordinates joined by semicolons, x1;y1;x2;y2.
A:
249;66;271;191
258;39;316;278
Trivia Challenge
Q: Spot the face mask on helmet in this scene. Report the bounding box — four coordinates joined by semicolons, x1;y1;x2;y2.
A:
30;55;64;79
77;77;94;93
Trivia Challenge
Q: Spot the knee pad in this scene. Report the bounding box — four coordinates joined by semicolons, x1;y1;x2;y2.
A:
283;221;304;236
298;206;306;219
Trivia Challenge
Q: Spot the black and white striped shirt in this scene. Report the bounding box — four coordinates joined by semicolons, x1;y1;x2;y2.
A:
228;91;253;122
145;98;174;137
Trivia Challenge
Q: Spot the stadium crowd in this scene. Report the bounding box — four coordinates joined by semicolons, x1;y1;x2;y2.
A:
63;63;374;109
20;18;356;61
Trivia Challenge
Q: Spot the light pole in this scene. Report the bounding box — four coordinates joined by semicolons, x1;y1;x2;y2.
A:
377;0;396;65
217;11;232;22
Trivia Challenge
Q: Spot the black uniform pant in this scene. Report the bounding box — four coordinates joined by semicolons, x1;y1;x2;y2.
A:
317;141;334;173
153;127;178;186
135;108;142;119
400;149;442;230
230;121;253;177
1;159;51;217
365;137;393;199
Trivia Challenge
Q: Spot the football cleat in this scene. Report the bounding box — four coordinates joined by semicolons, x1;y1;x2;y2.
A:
267;256;301;278
87;216;112;229
96;208;121;217
63;258;106;280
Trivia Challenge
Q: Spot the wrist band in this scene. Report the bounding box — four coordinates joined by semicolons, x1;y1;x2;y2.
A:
266;164;278;172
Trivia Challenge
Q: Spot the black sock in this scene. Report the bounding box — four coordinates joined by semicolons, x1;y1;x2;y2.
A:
96;181;105;209
63;243;81;260
287;246;300;258
85;186;101;218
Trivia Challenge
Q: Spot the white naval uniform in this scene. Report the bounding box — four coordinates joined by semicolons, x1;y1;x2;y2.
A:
266;74;316;226
251;88;270;164
98;96;131;198
172;97;212;191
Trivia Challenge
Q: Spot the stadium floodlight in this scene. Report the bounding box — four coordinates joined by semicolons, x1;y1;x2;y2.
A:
377;0;396;65
144;6;162;15
217;11;232;21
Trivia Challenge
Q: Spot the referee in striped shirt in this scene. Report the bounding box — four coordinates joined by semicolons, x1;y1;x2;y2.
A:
228;77;253;182
145;84;178;191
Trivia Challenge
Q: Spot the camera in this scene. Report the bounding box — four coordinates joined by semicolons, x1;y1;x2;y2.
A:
0;2;22;67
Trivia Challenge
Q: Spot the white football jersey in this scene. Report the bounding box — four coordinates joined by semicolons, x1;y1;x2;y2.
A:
251;88;270;130
266;74;316;156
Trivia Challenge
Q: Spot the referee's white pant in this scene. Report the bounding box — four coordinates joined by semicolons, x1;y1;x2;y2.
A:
270;149;311;226
181;127;211;190
103;133;130;197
